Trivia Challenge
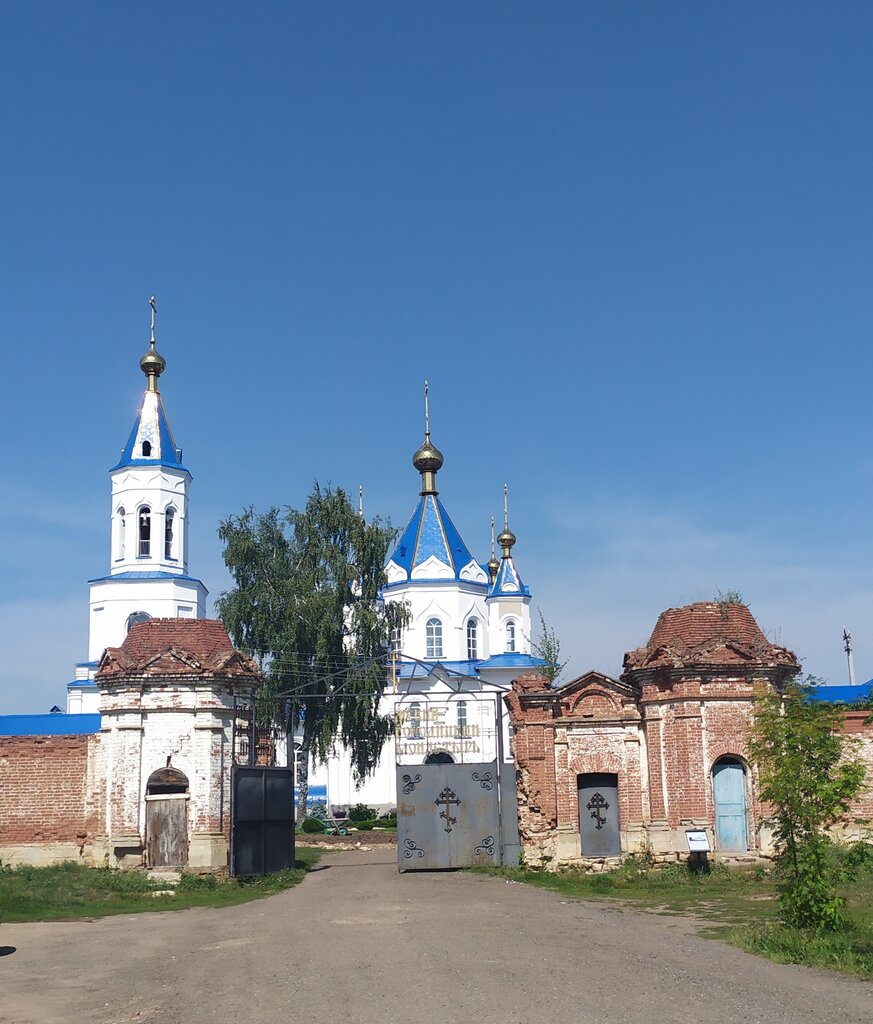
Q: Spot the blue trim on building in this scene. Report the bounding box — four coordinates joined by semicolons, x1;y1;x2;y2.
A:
111;391;187;471
388;494;480;581
0;714;101;736
67;680;99;690
88;571;206;584
476;653;545;669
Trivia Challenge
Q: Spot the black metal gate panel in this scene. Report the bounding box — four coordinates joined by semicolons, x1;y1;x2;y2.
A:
231;765;295;876
397;761;501;871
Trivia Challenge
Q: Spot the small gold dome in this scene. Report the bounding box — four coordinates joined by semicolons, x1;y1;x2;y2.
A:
140;346;166;380
412;437;444;474
498;527;516;552
487;555;500;581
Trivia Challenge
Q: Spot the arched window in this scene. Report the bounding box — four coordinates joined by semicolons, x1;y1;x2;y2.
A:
409;702;422;739
424;750;454;765
426;617;443;659
466;618;478;660
117;507;126;560
138;507;151;557
505;618;517;653
141;440;152;457
390;623;402;654
164;508;175;560
455;700;468;738
126;611;151;632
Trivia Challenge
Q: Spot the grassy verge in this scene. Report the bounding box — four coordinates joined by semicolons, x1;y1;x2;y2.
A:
475;853;873;979
0;847;320;923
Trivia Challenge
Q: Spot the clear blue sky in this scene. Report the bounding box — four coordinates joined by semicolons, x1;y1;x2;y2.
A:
3;3;873;713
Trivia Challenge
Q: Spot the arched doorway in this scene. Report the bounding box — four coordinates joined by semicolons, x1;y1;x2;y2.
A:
712;757;748;852
424;750;455;765
145;767;189;867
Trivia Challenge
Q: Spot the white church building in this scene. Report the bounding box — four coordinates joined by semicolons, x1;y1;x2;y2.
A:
67;303;207;714
313;400;544;811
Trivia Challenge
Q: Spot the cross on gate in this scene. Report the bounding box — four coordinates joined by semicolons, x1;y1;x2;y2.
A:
586;791;609;830
435;787;460;833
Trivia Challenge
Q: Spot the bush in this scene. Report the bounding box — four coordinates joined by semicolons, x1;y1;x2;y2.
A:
354;820;375;831
177;872;219;892
301;817;325;834
348;803;377;822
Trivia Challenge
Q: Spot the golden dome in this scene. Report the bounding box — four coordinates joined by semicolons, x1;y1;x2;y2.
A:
498;526;516;553
141;296;165;391
412;437;444;474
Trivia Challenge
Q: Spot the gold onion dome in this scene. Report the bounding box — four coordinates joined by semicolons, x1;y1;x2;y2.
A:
498;526;517;553
140;345;166;380
412;436;444;474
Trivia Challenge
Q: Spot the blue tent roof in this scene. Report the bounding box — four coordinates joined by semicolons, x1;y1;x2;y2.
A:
388;494;481;582
111;389;187;471
0;713;101;736
488;555;530;598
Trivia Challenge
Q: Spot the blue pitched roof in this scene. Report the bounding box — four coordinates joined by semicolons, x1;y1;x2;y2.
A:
0;713;101;736
111;390;187;471
388;495;482;582
807;681;873;703
88;571;206;584
476;653;545;670
488;555;530;598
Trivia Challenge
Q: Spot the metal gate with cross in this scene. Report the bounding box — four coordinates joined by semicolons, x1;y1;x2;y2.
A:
397;760;506;870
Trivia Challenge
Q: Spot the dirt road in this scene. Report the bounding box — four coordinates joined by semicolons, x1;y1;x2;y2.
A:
1;848;870;1024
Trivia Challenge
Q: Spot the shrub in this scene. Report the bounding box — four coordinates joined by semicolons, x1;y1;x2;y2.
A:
177;872;219;892
354;820;375;831
301;817;325;834
348;803;377;822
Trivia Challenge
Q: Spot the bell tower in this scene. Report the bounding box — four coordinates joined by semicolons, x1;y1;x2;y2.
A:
67;299;208;713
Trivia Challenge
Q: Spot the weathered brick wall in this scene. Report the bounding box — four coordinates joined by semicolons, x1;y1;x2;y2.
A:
844;712;873;831
0;734;97;847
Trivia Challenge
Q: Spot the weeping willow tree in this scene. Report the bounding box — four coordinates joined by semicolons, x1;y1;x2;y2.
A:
216;483;406;818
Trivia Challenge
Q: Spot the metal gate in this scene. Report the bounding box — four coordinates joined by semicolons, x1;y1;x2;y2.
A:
231;765;295;876
397;760;502;870
230;696;295;876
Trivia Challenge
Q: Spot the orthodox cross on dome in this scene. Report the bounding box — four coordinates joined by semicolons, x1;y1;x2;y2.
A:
358;485;364;519
149;295;157;345
487;515;499;583
140;294;166;392
424;378;430;440
498;483;517;558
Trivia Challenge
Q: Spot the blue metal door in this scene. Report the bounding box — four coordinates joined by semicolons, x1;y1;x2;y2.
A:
713;760;747;852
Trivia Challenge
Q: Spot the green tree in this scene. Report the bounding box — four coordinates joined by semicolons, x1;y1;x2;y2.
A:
747;677;867;932
531;609;565;684
216;483;405;817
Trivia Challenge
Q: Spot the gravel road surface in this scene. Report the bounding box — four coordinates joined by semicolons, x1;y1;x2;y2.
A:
1;848;870;1024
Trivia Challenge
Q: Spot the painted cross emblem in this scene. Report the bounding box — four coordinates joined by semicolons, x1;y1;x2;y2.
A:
586;792;609;830
435;787;460;833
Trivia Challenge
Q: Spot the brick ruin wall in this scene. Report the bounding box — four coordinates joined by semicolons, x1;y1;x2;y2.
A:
0;734;103;864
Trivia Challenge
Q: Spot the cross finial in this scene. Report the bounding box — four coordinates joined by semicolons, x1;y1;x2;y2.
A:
491;515;496;558
149;295;157;347
358;485;364;519
424;379;430;439
504;483;509;529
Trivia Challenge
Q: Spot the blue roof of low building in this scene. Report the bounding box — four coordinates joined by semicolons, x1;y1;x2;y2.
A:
0;713;101;736
111;390;188;472
388;494;483;582
476;653;545;670
807;681;873;704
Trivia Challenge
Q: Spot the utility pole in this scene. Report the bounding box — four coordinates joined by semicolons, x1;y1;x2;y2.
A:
843;627;857;687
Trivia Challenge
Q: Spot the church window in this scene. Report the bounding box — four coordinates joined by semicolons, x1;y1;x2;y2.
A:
126;611;151;632
426;617;443;659
466;618;478;660
117;507;126;560
139;507;151;557
165;508;175;559
505;619;517;653
390;623;402;654
456;700;467;738
409;702;422;739
141;440;152;457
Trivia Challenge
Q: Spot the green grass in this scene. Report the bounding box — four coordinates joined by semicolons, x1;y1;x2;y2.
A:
0;847;320;923
475;851;873;979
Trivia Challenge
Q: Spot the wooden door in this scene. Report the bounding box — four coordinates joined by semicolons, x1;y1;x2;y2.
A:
146;796;189;867
578;772;621;856
713;760;748;852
